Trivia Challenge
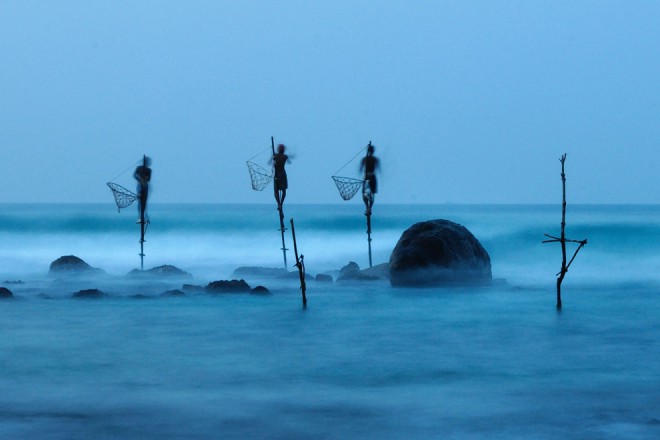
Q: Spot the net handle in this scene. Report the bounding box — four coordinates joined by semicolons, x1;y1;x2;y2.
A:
247;145;273;162
333;144;369;176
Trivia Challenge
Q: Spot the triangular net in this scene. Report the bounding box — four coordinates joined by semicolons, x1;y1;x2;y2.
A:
247;161;272;191
107;182;138;211
332;176;364;201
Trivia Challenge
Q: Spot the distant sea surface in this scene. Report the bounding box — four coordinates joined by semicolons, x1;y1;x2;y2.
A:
1;203;659;439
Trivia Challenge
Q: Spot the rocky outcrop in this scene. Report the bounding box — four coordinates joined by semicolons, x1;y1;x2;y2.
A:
72;288;105;299
161;289;186;297
127;265;192;279
337;262;380;282
250;285;271;295
206;279;251;293
0;287;14;298
315;274;333;283
389;219;491;287
49;256;104;276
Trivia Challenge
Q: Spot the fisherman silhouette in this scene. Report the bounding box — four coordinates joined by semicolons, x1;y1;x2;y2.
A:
133;156;152;223
271;144;290;216
359;143;379;215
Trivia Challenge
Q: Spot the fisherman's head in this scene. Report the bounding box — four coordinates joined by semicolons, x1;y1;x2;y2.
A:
143;156;152;167
367;145;375;155
277;144;285;154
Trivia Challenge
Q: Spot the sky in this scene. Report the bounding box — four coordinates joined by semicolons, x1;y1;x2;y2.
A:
1;0;659;204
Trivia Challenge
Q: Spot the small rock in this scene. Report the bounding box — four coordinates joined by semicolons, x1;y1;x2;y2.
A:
72;289;104;299
0;287;14;298
250;285;271;295
161;289;185;297
315;274;333;283
206;279;251;293
127;265;192;278
337;261;380;282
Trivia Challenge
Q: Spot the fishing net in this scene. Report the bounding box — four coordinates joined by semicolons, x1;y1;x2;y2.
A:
107;182;138;212
247;161;272;191
332;176;364;201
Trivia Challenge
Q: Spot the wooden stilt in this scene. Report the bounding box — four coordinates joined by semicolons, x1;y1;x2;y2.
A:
290;218;307;308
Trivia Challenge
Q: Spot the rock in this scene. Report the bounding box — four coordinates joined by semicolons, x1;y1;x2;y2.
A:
315;274;333;283
72;289;104;299
182;284;205;293
49;256;104;275
161;289;185;297
250;285;271;295
206;279;251;293
0;287;14;298
337;261;380;282
389;219;492;287
127;265;192;279
340;262;360;276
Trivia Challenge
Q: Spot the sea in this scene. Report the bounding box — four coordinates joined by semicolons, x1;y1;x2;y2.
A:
1;203;659;439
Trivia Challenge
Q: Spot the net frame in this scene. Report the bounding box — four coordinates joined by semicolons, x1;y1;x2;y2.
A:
332;176;365;201
247;161;273;191
107;182;138;212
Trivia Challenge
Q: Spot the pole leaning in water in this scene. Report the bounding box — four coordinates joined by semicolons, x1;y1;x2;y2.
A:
272;136;288;269
290;218;307;308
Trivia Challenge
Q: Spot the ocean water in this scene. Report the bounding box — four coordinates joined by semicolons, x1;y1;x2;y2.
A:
1;203;659;439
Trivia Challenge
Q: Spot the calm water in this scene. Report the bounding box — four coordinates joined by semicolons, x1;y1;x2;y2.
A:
1;203;659;439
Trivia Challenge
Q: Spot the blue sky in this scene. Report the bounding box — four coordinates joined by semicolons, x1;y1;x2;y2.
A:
1;1;659;204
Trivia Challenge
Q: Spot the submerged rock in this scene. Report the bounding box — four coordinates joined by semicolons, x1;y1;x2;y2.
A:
49;255;104;276
206;279;251;293
389;219;492;287
161;289;186;297
0;287;14;298
315;274;333;283
250;285;271;295
126;265;193;279
72;288;105;299
337;261;380;282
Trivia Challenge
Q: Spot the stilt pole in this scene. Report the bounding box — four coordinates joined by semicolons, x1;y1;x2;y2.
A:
542;154;587;310
290;218;307;308
366;213;373;268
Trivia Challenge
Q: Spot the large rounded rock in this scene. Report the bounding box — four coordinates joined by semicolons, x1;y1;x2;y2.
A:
389;219;491;287
49;255;103;275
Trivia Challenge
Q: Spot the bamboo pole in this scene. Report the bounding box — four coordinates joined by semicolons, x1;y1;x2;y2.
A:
290;218;307;308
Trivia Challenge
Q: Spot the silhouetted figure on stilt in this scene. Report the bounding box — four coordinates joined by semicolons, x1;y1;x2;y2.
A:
134;155;152;224
360;143;379;216
271;144;290;220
